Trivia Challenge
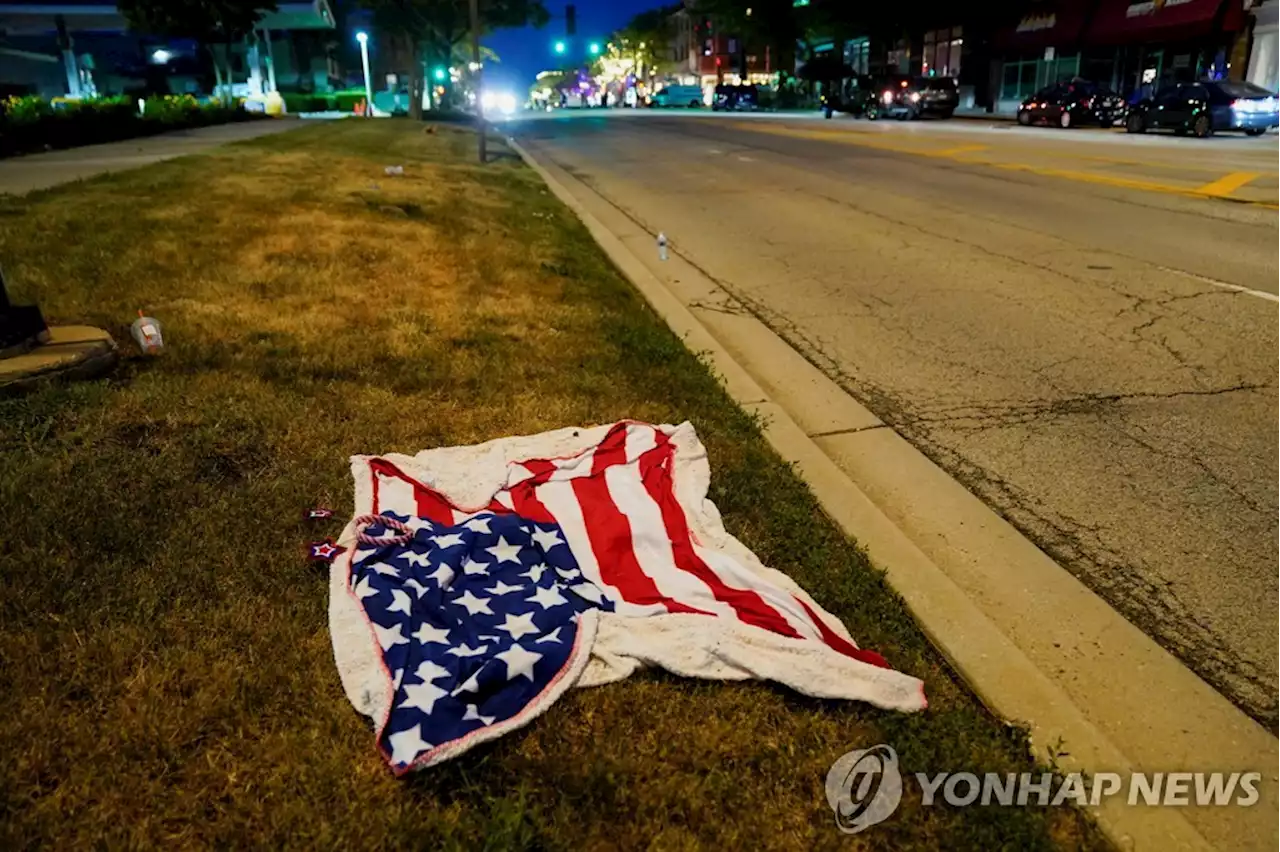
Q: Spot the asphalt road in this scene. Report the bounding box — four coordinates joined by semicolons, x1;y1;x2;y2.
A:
510;110;1279;728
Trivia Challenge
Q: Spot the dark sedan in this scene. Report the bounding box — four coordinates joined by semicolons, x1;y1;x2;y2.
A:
1126;80;1278;137
1017;79;1126;128
877;76;959;119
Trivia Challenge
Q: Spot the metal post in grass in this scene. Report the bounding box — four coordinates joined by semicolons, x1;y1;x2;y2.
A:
0;265;49;357
469;0;486;164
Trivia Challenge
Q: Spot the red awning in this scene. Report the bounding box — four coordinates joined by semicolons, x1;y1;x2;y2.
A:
1086;0;1245;45
994;1;1091;51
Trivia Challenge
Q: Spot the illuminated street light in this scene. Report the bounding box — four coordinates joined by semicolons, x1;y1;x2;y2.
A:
355;31;373;117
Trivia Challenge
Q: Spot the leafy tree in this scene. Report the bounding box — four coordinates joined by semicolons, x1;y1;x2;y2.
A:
360;0;549;119
118;0;277;102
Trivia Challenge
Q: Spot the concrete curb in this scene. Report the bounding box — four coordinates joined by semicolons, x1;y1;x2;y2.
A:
506;134;1277;851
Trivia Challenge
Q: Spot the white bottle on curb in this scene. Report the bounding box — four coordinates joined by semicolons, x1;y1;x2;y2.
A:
130;310;164;354
657;232;669;261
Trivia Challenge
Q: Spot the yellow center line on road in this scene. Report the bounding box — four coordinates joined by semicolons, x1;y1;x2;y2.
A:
1195;172;1262;197
722;121;1280;208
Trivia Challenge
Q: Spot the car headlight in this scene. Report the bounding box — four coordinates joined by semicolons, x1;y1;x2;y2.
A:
909;92;921;103
882;91;894;104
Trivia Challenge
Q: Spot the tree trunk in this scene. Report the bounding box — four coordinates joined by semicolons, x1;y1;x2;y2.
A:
208;45;226;102
409;41;426;120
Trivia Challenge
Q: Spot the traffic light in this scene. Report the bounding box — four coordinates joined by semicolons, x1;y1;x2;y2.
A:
588;42;600;56
565;3;576;36
433;67;446;81
554;40;566;54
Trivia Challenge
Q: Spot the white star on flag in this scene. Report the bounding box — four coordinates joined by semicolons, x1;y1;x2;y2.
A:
411;622;450;645
404;578;429;598
454;672;483;694
388;724;433;766
497;611;540;641
387;589;413;616
401;681;448;715
447;642;488;658
555;567;580;581
427;564;455;587
521;563;550;582
463;704;496;725
371;562;402;578
374;622;409;650
526;584;568;610
462;516;492;534
354;575;379;600
461;558;490;576
403;551;433;568
415;660;451;682
454;590;493;616
484;536;523;564
429;533;465;549
496;643;542;681
535;627;564;645
530;526;565;551
485;580;523;596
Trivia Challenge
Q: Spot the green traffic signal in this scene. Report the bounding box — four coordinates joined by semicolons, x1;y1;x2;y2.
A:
433;67;446;81
554;40;566;54
588;42;601;55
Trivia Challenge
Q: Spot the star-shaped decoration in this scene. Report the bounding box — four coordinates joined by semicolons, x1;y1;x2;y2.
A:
392;668;404;690
570;582;604;604
403;551;433;568
453;672;483;694
463;704;496;726
496;643;543;681
453;590;493;616
484;536;523;564
521;563;551;583
430;533;466;550
531;526;565;551
371;561;402;578
535;627;564;645
415;660;451;682
555;567;580;581
405;578;429;598
447;642;488;658
526;584;568;610
405;517;434;533
387;589;413;616
374;622;409;650
485;580;523;596
497;612;540;641
462;516;492;534
461;558;490;577
427;564;456;587
400;681;449;715
306;507;334;520
411;623;450;645
387;724;433;766
307;539;346;562
354;575;379;600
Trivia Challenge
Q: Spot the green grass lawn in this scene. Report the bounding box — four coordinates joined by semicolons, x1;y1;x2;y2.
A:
0;120;1107;850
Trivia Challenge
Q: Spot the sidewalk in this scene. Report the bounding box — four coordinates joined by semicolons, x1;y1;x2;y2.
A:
0;119;303;196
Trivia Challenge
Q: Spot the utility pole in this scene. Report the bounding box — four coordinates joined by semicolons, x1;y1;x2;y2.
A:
469;0;486;164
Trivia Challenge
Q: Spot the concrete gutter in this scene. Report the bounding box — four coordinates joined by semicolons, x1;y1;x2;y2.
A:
506;134;1278;852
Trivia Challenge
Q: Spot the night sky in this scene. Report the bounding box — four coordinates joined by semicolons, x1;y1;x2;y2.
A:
484;0;661;94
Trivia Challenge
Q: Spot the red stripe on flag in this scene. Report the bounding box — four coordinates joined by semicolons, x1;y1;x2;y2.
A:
794;596;891;669
637;440;803;640
571;427;709;615
367;459;456;525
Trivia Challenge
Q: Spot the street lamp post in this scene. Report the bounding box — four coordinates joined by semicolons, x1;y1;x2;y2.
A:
356;31;373;117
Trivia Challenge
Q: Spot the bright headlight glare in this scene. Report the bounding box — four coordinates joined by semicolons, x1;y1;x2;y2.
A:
910;92;921;103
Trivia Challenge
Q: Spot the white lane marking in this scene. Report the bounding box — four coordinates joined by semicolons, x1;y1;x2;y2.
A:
708;148;724;154
1155;265;1278;303
737;155;755;162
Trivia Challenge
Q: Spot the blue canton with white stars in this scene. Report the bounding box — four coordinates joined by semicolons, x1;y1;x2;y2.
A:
352;511;612;770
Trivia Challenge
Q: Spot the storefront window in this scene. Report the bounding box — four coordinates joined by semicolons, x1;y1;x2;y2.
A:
923;26;962;78
1000;53;1080;101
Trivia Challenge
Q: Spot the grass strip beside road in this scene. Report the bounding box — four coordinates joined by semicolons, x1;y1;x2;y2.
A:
0;120;1105;850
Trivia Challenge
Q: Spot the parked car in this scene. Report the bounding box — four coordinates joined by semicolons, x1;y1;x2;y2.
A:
712;84;759;112
651;84;705;108
822;74;882;118
1125;80;1279;137
876;76;958;120
1017;79;1126;128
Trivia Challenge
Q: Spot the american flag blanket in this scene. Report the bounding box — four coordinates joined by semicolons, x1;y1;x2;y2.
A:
329;421;926;774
